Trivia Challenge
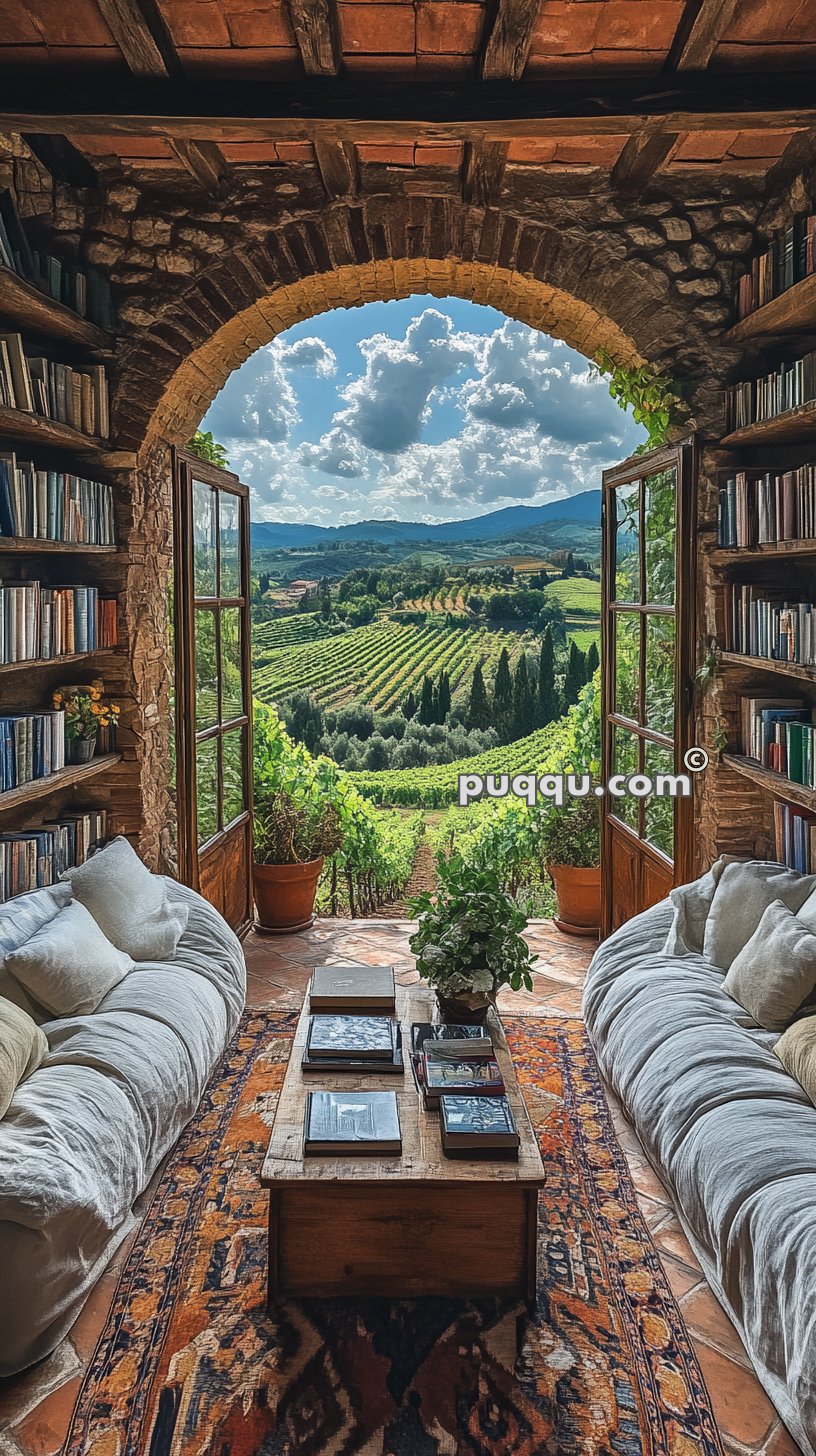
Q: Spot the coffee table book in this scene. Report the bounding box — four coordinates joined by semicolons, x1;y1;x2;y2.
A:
419;1048;505;1107
309;964;396;1011
440;1094;520;1157
303;1090;401;1155
262;984;545;1303
411;1023;493;1055
302;1016;404;1074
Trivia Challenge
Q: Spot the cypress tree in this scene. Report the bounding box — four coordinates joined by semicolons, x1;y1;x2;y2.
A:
585;639;600;679
538;626;561;726
563;640;586;706
466;662;490;730
403;689;417;720
492;646;514;742
418;674;435;726
437;670;451;722
512;654;535;738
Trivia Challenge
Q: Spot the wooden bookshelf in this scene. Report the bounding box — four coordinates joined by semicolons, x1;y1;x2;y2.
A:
722;753;816;814
0;649;120;674
719;651;816;685
710;539;816;565
0;538;121;555
720;400;816;448
0;266;114;354
0;404;106;455
0;753;121;815
725;273;816;345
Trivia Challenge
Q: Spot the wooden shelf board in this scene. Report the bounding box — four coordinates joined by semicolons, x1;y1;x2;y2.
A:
0;649;120;674
0;537;120;554
711;539;816;564
0;267;114;353
725;274;816;345
720;650;816;685
720;401;816;448
0;404;106;456
722;752;816;813
0;752;121;814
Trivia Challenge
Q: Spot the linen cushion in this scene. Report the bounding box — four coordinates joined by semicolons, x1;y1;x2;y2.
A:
703;860;816;970
61;837;188;961
723;899;816;1031
6;901;132;1016
0;884;72;1023
774;1015;816;1105
0;999;47;1119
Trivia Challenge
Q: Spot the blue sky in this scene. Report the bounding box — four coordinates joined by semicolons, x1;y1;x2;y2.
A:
201;296;645;526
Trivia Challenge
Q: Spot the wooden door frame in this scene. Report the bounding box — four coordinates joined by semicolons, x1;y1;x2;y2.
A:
600;436;697;937
172;448;253;929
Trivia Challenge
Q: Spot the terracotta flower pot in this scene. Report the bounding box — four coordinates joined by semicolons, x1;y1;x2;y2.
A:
253;856;324;935
547;863;601;938
435;989;497;1025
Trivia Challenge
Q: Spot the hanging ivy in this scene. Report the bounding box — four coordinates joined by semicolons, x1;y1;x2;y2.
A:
594;348;685;453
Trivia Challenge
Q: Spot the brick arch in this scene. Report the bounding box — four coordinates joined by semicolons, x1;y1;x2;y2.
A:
112;195;682;454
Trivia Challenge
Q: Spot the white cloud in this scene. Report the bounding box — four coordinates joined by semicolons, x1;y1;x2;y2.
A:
270;335;336;377
299;427;368;478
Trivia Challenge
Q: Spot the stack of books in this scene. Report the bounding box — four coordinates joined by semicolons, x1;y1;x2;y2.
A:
409;1022;519;1157
717;465;816;547
0;708;66;792
308;963;395;1012
726;584;816;665
302;1014;403;1073
773;802;816;875
0;807;107;902
0;582;118;663
304;1090;401;1156
440;1096;521;1156
0;332;109;438
736;213;816;321
0;454;115;544
740;696;816;784
0;190;115;330
725;351;816;433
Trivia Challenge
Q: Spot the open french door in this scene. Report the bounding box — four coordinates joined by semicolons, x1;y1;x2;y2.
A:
173;450;253;933
600;439;696;936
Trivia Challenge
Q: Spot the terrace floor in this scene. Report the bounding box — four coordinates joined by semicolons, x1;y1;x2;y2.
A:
0;919;800;1456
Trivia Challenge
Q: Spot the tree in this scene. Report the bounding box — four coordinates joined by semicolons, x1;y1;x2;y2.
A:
466;662;491;730
561;552;576;579
563;639;587;706
437;670;451;723
512;654;535;738
585;639;600;679
492;647;514;738
403;689;417;720
281;692;324;754
538;626;561;726
187;429;229;468
259;571;270;596
418;674;436;726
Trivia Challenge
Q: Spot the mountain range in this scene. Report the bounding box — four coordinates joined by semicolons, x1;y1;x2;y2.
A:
250;490;601;549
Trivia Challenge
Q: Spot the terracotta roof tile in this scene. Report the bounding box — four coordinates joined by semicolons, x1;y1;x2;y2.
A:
339;2;416;53
222;1;296;46
162;0;232;47
179;44;301;73
416;1;484;54
23;0;119;46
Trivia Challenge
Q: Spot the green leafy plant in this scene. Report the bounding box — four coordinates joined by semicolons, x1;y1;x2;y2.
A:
542;794;601;869
253;788;343;865
696;639;720;692
408;854;535;998
187;429;229;469
594;349;684;453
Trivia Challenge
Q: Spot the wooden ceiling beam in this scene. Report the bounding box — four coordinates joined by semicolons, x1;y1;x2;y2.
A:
667;0;742;71
22;134;98;188
93;0;180;77
314;139;358;196
610;127;678;196
461;139;507;205
1;75;814;141
481;0;541;81
286;0;342;75
169;138;232;196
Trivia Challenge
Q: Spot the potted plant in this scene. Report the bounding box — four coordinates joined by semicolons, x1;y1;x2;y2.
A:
253;788;343;934
53;683;119;765
408;854;535;1023
543;795;601;937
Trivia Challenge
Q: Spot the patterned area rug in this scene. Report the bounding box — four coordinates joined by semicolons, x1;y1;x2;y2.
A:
63;1011;723;1456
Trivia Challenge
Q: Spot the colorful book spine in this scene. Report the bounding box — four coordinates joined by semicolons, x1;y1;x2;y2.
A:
0;709;65;793
735;212;816;321
0;807;107;903
0;583;118;664
0;332;109;439
717;464;816;547
0;455;115;544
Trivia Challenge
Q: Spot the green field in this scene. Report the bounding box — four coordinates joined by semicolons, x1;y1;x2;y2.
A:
350;722;567;807
252;618;535;713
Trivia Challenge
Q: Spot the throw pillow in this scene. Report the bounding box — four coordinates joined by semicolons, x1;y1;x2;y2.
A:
703;860;816;970
774;1016;816;1105
0;998;48;1119
6;901;133;1017
61;836;188;962
663;854;739;958
797;886;816;936
723;899;816;1031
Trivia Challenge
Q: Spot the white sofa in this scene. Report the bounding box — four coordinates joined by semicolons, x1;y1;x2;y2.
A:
0;877;245;1375
584;883;816;1456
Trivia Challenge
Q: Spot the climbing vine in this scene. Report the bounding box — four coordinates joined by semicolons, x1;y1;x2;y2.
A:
594;349;685;453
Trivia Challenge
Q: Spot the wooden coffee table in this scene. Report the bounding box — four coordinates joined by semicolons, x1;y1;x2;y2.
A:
261;983;546;1304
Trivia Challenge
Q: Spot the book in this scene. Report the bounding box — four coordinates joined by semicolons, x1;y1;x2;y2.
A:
309;963;396;1011
301;1025;404;1075
440;1095;520;1155
307;1015;396;1060
303;1090;401;1155
410;1022;493;1056
420;1050;505;1106
0;806;106;902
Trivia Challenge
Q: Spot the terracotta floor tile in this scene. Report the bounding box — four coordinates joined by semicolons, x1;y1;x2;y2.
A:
627;1159;670;1203
693;1344;777;1448
660;1254;703;1302
652;1216;703;1274
764;1419;805;1455
11;1376;82;1456
680;1285;751;1370
0;1343;79;1433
